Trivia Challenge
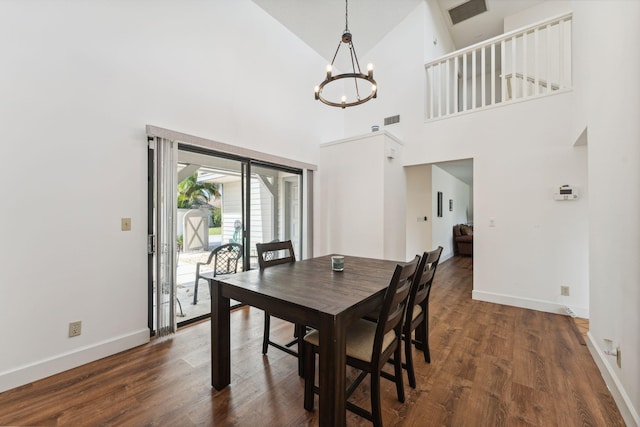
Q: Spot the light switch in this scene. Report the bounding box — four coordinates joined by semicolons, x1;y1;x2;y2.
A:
121;218;132;231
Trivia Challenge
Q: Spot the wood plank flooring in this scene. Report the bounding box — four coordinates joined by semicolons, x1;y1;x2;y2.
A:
0;256;625;426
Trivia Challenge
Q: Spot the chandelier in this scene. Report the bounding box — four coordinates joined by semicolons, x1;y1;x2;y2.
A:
314;0;377;109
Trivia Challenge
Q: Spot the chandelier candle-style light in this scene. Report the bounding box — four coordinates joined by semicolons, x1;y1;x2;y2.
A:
314;0;377;108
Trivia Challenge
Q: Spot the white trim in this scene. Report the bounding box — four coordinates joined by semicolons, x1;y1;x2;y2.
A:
146;125;317;172
424;12;573;67
320;130;403;148
472;290;589;318
586;332;640;427
0;329;149;393
424;87;573;124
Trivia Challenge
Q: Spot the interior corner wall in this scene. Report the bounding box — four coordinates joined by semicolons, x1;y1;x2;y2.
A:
431;165;471;261
405;164;433;259
573;2;640;425
0;0;340;393
317;135;386;258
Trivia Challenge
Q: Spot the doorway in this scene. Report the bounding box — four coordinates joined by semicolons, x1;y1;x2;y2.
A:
405;158;474;264
148;138;305;332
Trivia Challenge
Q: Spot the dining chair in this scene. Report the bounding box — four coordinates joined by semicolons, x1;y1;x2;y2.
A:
193;243;243;305
403;246;443;388
256;240;305;365
303;255;420;427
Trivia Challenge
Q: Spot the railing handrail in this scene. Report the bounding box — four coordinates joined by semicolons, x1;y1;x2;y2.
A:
504;72;560;91
425;11;573;68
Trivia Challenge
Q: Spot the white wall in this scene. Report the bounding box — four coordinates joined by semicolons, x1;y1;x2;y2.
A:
317;132;406;261
0;0;340;392
383;136;408;261
504;1;572;31
573;2;640;425
317;135;384;258
405;164;433;259
413;95;589;317
431;165;471;261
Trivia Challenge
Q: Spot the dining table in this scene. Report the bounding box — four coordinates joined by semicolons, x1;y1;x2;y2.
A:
210;254;401;427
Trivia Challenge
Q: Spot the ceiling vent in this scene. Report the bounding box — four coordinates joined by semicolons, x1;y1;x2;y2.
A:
448;0;488;25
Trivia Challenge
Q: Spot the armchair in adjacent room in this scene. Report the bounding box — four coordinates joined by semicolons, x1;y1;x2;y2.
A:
453;224;473;256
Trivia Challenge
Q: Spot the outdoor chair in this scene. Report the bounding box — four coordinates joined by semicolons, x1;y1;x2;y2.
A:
256;240;306;374
403;246;443;388
193;243;243;305
303;256;420;427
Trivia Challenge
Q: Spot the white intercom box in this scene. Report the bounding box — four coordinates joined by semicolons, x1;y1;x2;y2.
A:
554;185;578;201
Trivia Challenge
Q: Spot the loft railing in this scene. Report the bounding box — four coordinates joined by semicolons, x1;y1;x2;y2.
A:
425;12;572;120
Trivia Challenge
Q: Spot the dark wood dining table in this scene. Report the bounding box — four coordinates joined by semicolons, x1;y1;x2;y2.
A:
210;254;400;427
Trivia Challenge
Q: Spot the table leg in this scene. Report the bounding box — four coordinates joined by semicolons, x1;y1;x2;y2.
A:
318;314;346;427
211;279;231;390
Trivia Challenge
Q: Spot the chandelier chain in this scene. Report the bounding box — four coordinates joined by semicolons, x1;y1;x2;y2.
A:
345;0;349;32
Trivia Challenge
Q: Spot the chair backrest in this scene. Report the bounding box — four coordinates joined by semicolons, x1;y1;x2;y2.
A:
256;240;296;269
210;243;243;276
373;255;421;359
407;247;443;315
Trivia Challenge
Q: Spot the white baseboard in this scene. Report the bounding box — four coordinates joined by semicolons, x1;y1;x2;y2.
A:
440;251;454;263
586;332;640;427
472;290;589;318
0;329;150;393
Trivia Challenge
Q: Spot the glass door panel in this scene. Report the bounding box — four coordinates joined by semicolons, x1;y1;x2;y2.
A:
176;148;244;326
247;163;302;269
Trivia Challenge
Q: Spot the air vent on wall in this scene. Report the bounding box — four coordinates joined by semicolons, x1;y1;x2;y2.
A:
448;0;487;25
384;115;400;126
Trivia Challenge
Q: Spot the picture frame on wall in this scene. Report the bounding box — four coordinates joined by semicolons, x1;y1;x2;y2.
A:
437;192;443;217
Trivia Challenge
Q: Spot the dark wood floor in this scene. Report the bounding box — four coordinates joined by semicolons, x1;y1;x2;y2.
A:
0;256;624;426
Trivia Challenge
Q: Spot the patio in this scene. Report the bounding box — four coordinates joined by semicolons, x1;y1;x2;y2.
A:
175;234;246;323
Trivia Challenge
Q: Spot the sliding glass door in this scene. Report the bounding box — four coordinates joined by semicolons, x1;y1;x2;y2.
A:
148;141;304;331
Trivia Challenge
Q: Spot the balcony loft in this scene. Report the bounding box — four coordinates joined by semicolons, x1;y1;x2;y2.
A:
425;12;572;121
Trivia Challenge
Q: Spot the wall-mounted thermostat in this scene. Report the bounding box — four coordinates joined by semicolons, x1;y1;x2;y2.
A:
554;185;578;201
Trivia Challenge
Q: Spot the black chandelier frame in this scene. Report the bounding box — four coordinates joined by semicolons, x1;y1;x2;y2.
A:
314;1;377;109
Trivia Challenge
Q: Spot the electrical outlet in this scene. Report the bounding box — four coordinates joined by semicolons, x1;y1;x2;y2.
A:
560;285;570;296
616;347;621;368
121;217;131;231
69;321;82;337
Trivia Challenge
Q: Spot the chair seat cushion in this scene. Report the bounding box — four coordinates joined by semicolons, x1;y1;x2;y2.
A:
411;304;423;321
304;320;396;363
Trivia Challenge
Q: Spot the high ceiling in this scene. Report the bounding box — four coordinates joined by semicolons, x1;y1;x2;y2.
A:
251;0;546;62
251;0;545;187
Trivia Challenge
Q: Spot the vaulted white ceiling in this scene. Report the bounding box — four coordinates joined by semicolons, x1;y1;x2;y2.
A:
251;0;546;62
